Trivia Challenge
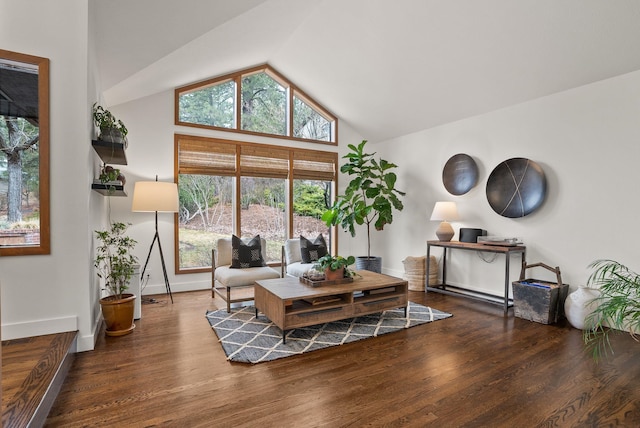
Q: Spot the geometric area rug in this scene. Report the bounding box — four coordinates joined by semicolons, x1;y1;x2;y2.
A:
205;302;452;364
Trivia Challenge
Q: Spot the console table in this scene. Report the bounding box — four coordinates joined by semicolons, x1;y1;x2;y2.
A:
426;240;526;314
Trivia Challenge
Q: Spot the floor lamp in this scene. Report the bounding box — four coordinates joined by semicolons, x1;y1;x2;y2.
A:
132;177;179;303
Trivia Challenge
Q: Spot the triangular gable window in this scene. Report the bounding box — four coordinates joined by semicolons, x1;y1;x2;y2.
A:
176;65;337;145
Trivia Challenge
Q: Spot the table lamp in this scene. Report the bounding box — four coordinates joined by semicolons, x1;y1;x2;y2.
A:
132;177;179;303
430;201;459;241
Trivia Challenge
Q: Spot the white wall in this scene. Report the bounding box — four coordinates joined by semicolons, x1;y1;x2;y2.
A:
0;0;100;351
374;70;640;297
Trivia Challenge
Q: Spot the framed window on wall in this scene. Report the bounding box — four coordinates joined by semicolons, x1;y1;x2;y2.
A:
0;49;50;256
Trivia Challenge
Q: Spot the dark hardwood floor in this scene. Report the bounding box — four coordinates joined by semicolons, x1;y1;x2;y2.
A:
44;288;640;427
2;332;76;427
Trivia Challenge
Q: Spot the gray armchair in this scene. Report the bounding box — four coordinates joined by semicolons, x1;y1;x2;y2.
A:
212;237;280;312
281;238;317;278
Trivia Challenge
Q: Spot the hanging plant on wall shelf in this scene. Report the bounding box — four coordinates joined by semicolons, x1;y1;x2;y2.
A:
92;102;128;147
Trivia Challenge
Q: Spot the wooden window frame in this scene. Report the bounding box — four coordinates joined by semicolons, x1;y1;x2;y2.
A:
0;49;50;256
175;64;338;146
174;134;338;274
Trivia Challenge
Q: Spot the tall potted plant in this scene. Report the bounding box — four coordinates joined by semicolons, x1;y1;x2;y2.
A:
583;259;640;361
322;140;405;273
94;222;138;336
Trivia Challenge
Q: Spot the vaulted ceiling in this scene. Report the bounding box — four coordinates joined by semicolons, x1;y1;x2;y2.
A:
93;0;640;142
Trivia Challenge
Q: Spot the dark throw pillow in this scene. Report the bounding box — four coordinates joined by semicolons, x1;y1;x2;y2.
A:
230;235;265;268
300;234;328;263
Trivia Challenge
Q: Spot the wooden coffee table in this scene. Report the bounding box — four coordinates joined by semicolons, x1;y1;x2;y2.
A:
254;270;408;343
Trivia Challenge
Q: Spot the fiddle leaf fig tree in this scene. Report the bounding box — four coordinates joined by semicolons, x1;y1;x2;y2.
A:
322;140;405;259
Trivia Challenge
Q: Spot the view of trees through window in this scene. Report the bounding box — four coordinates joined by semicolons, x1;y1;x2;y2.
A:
175;65;338;271
240;177;285;263
241;72;286;136
293;96;331;141
176;65;336;144
293;179;331;242
177;174;331;270
178;174;233;268
0;115;41;246
178;80;235;128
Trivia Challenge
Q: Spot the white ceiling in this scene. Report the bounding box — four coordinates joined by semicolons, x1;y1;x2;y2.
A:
93;0;640;142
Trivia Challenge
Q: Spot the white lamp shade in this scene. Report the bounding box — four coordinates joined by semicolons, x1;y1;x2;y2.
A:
430;201;459;221
132;181;179;212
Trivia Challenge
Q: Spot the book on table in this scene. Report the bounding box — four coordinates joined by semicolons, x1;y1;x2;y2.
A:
303;295;342;306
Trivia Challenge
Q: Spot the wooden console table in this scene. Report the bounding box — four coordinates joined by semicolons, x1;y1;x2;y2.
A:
426;240;526;314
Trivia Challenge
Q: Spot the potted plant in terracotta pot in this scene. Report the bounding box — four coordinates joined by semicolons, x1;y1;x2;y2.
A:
322;140;405;273
92;102;128;147
94;222;138;336
315;254;356;281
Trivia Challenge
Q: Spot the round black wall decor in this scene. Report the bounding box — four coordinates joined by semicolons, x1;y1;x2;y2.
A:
442;153;479;195
486;157;546;218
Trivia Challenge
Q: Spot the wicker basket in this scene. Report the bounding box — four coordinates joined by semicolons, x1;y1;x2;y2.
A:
403;255;438;291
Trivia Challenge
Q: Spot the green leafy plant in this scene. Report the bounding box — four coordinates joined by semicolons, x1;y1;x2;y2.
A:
583;259;640;361
322;140;405;259
99;165;120;184
315;254;356;278
94;222;138;300
93;102;128;138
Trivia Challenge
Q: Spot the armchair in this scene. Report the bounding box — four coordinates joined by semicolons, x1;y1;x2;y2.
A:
281;238;317;278
212;236;280;312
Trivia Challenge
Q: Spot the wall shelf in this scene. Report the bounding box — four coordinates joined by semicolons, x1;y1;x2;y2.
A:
91;138;128;196
91;183;127;197
91;139;127;165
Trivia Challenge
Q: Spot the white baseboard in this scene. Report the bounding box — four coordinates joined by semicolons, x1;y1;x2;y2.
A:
77;333;98;352
1;315;78;341
141;279;210;296
382;267;404;278
75;310;103;352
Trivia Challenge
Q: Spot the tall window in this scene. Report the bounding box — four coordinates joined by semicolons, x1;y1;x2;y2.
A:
178;174;233;269
175;134;337;273
175;65;337;145
293;179;331;247
0;49;50;256
240;177;285;263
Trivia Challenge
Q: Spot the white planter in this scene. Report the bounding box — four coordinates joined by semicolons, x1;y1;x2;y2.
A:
564;285;600;330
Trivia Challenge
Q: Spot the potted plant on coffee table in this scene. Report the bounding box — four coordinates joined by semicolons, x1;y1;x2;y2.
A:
94;222;138;336
322;140;405;273
315;254;356;281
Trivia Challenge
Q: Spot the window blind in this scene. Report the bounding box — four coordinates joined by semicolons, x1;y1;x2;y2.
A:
239;145;289;179
177;135;236;176
292;150;337;181
176;134;336;182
